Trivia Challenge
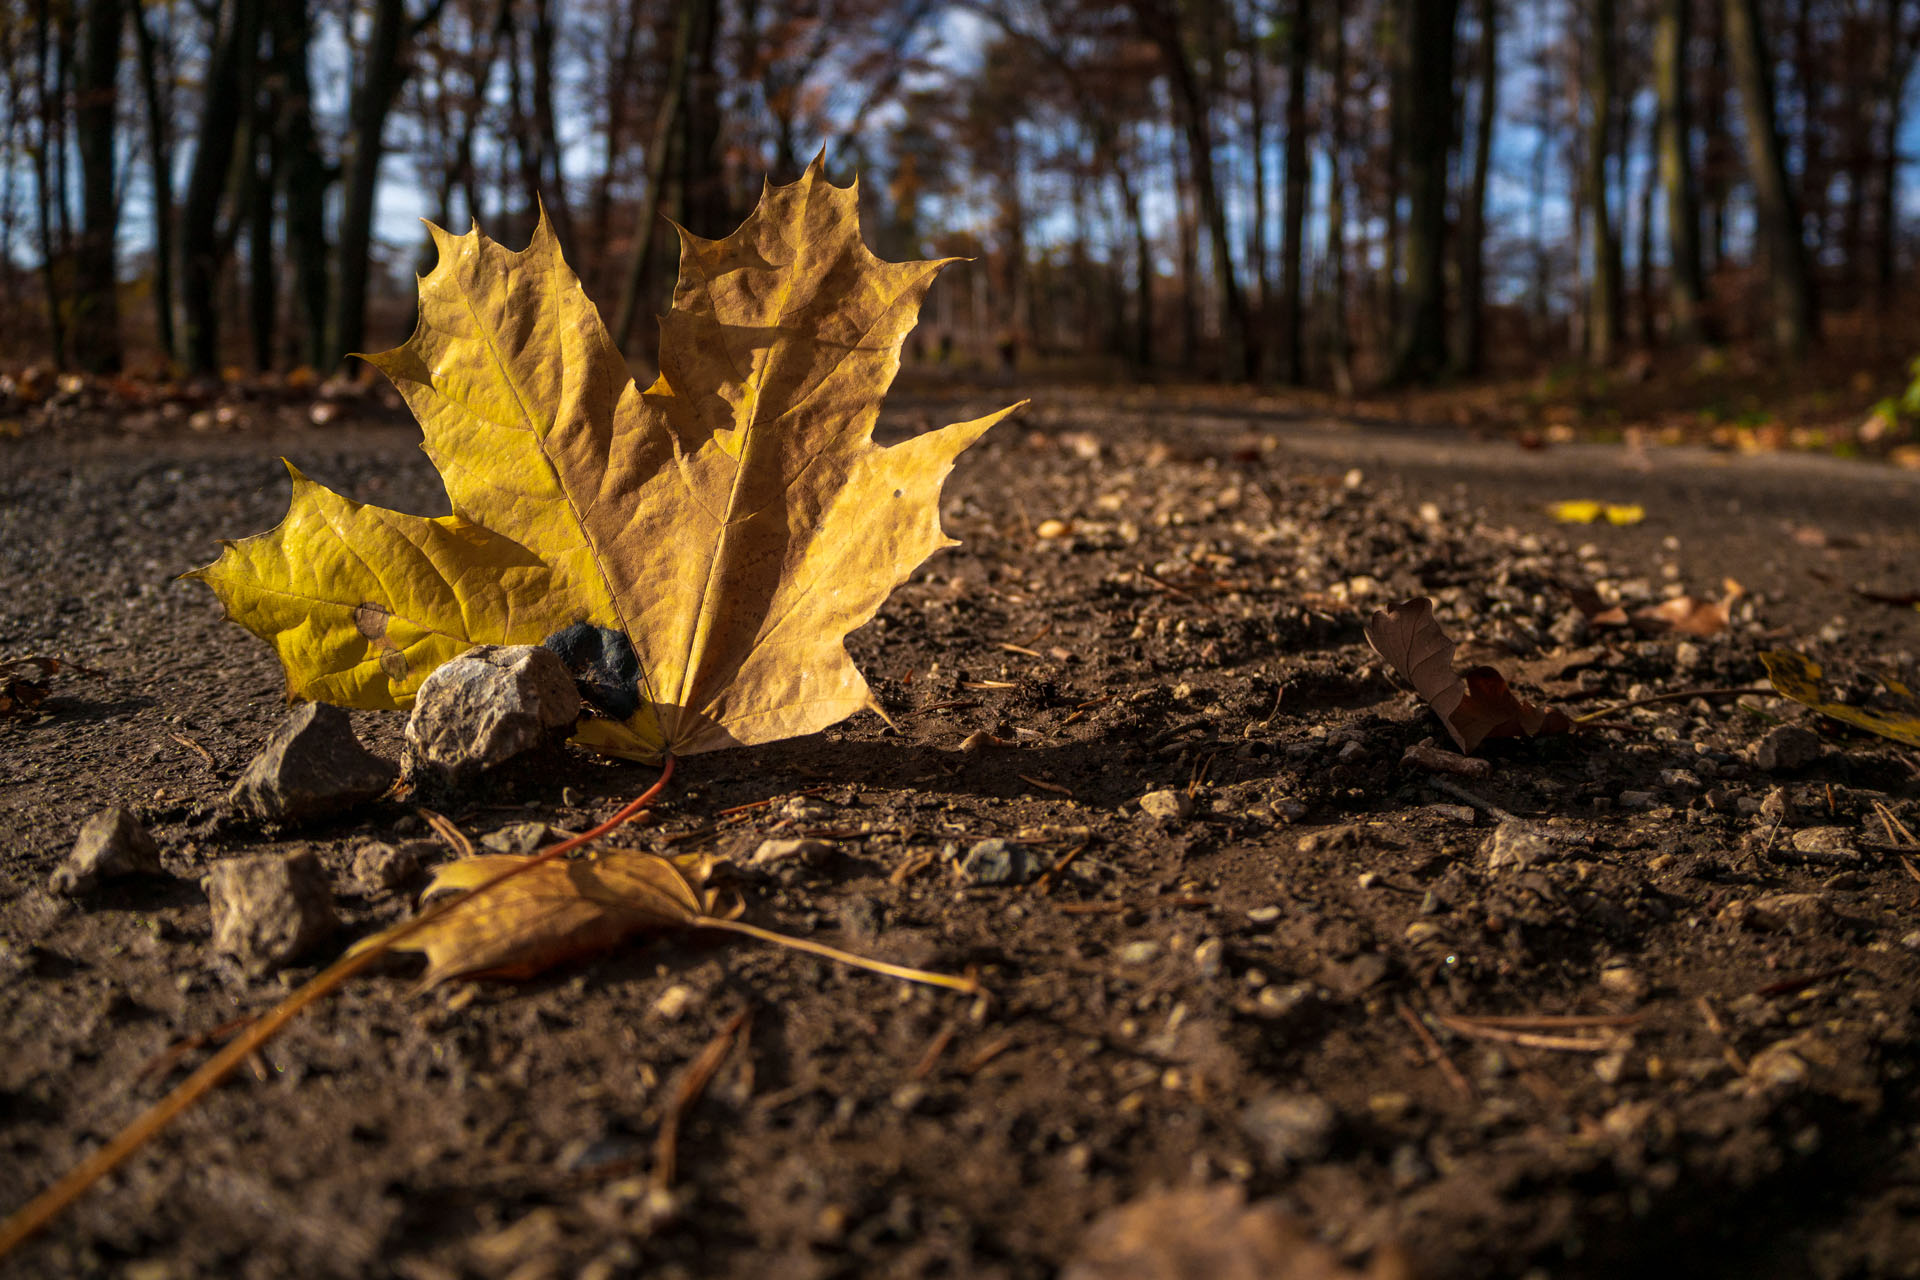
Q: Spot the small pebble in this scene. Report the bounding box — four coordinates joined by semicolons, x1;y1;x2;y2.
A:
1240;1092;1337;1165
1618;789;1661;810
957;838;1033;885
751;837;836;867
1138;789;1193;822
206;848;338;975
1118;940;1163;965
1193;937;1225;978
49;808;163;896
1483;821;1553;870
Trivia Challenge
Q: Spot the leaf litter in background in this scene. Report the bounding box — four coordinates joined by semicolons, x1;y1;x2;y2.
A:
0;655;103;719
190;158;1023;762
1565;579;1742;636
1365;597;1573;754
1548;500;1645;525
1760;651;1920;748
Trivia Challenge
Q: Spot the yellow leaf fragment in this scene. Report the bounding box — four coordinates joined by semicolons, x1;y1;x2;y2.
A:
1759;650;1920;749
366;847;736;987
1549;500;1644;525
189;159;1021;759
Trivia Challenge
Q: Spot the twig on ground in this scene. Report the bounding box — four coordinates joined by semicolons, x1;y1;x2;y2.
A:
960;1033;1016;1075
1435;1015;1621;1053
1033;843;1088;896
0;760;679;1260
1426;778;1519;823
1402;740;1492;779
1396;1002;1473;1100
417;808;475;860
1571;685;1770;725
651;1009;749;1197
168;733;216;767
912;1020;958;1080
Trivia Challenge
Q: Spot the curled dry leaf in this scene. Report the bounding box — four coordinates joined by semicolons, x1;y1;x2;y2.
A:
1633;578;1744;636
0;655;102;718
1365;598;1572;754
1760;651;1920;749
363;848;739;987
189;159;1023;761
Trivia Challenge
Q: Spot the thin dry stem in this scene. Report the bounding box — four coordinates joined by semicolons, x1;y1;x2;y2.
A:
0;758;678;1261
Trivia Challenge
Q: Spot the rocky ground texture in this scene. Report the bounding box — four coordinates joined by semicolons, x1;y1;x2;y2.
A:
3;384;1919;1279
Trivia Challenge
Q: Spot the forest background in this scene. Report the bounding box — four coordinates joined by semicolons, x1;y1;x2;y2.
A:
4;0;1920;444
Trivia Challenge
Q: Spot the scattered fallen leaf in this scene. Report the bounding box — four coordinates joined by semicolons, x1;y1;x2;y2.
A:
1549;500;1644;525
190;160;1022;761
1759;651;1920;748
0;655;102;718
1064;1184;1412;1280
366;847;738;986
364;842;980;993
1365;598;1573;754
1633;578;1744;636
1566;584;1630;627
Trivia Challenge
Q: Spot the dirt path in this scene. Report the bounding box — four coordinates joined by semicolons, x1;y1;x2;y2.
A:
3;386;1918;1278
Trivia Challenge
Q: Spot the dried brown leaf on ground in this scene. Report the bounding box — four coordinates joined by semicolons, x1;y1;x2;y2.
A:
363;848;739;986
0;656;102;718
190;159;1022;762
1760;651;1920;748
1633;578;1744;636
1063;1184;1414;1280
1365;597;1573;754
1566;584;1631;628
364;844;980;994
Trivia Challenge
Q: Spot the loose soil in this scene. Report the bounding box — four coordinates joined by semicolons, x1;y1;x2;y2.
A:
3;382;1919;1279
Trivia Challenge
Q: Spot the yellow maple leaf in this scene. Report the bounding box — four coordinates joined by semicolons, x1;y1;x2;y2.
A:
189;160;1022;760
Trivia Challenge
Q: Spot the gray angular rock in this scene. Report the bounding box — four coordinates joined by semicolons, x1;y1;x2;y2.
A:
1483;821;1553;871
1756;725;1822;773
207;848;338;974
49;807;163;895
228;703;397;823
351;839;435;893
481;822;556;854
405;645;581;783
959;838;1034;885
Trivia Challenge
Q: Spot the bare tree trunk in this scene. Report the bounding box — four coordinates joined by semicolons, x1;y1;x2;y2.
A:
527;0;573;246
1454;0;1496;375
1245;0;1268;373
1582;0;1622;365
1278;0;1311;383
72;0;124;372
273;0;331;371
332;0;447;366
180;0;252;375
131;0;176;366
1323;7;1352;396
1721;0;1815;354
30;0;68;367
612;0;692;353
1654;0;1708;342
1138;0;1251;380
1636;99;1657;346
1389;0;1458;384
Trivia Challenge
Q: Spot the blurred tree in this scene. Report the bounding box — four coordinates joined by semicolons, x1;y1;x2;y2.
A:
1722;0;1814;354
1389;0;1459;384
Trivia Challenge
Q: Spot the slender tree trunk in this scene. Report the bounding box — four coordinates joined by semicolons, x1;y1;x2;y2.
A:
1138;0;1251;380
1583;0;1622;365
180;0;251;375
247;101;278;370
1174;133;1200;369
273;0;331;370
1119;162;1153;371
31;0;67;367
527;0;573;246
1455;0;1496;375
612;0;692;352
591;0;644;289
72;0;124;372
332;0;444;365
1635;99;1657;346
1324;8;1352;396
1279;0;1311;383
1875;1;1913;307
1721;0;1815;354
1654;0;1708;343
131;1;176;366
1389;0;1459;384
1245;0;1268;368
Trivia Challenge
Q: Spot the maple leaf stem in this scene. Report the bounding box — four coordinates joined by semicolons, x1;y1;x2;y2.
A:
694;916;984;996
0;759;679;1262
